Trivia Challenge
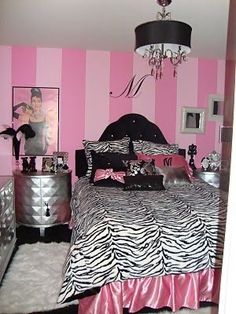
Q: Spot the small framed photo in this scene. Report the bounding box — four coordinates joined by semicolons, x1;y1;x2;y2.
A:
181;107;206;134
208;94;224;121
42;157;54;172
53;152;69;172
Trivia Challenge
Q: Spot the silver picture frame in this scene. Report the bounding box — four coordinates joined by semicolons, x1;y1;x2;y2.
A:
208;94;224;121
181;107;206;134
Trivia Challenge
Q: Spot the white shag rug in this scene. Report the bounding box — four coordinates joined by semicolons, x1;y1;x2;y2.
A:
0;242;78;314
0;242;218;314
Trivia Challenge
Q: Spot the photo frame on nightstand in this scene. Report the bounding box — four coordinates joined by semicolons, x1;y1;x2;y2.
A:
42;157;54;172
53;152;69;172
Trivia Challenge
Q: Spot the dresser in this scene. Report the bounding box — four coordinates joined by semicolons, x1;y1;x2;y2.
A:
0;176;16;283
13;170;72;236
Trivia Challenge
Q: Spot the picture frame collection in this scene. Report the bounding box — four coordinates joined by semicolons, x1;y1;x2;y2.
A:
42;152;69;173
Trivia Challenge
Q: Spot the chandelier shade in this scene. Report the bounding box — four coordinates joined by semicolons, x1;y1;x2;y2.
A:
135;20;192;56
134;0;192;79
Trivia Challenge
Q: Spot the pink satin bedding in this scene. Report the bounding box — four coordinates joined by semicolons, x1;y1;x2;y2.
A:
78;268;221;314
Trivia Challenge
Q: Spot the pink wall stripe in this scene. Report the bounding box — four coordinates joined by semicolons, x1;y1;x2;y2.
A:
178;58;199;108
176;58;198;153
217;60;226;94
85;50;110;140
109;52;133;122
155;60;177;143
11;46;36;86
36;48;62;154
132;54;155;122
196;59;218;165
35;48;62;170
0;46;12;174
61;49;86;175
11;46;37;172
36;48;62;87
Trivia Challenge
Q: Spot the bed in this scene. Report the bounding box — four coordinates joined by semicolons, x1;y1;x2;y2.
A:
58;113;227;314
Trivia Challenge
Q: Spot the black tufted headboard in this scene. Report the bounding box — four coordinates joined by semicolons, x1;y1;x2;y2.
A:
99;113;168;144
75;113;185;177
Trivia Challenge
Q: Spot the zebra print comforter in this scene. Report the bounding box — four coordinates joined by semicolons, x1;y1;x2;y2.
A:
58;177;227;303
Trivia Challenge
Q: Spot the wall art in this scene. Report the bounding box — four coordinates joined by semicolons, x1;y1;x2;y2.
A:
12;86;59;156
181;107;206;134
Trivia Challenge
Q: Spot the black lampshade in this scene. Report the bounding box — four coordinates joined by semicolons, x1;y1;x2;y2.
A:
135;20;192;55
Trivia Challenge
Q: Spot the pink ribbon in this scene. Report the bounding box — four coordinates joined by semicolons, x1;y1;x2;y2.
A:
94;168;125;184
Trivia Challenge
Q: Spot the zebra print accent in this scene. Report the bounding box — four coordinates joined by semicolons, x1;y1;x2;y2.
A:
132;140;179;155
83;137;130;177
58;178;226;303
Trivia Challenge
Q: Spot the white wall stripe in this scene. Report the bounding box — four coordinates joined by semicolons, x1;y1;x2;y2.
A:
132;54;155;122
0;46;12;174
85;50;110;140
36;48;62;88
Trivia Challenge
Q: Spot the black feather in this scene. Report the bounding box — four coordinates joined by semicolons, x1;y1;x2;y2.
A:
0;124;35;160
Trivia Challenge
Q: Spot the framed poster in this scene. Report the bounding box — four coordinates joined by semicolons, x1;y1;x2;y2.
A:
12;86;59;156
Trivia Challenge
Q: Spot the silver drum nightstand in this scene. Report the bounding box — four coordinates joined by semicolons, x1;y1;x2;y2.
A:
13;170;72;236
194;169;220;188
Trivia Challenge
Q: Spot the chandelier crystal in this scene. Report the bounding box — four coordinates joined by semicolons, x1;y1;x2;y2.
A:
135;0;192;79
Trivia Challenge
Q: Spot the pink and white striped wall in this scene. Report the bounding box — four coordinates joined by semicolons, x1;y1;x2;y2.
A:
0;46;225;182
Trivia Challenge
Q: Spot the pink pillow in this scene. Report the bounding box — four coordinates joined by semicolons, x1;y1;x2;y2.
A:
137;153;193;181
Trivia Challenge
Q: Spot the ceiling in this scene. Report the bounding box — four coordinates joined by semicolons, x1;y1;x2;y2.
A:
0;0;230;59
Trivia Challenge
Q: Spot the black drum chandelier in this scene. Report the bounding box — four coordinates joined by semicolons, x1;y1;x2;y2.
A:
135;0;192;79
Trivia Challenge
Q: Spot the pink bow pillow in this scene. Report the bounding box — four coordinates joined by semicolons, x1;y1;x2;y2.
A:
94;168;125;184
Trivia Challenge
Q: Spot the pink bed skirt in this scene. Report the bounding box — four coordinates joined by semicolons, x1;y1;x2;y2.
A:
78;268;221;314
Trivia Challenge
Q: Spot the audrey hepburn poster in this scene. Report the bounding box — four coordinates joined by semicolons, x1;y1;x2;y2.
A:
12;86;59;156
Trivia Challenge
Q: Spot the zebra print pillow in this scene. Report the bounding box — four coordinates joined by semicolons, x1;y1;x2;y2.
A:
83;137;130;177
132;140;179;155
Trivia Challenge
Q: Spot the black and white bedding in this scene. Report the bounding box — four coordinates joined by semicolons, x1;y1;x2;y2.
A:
58;177;227;303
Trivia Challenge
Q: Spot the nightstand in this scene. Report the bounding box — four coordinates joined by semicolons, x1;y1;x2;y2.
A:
0;176;16;283
13;170;72;236
194;169;220;188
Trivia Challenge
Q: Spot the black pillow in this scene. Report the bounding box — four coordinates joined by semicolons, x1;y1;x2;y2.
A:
123;175;165;191
90;151;137;187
